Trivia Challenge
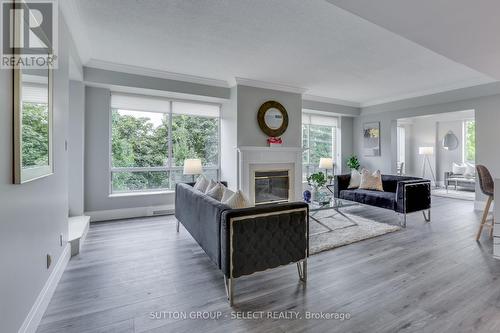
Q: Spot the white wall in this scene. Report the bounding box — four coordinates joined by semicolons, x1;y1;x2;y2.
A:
436;120;464;181
68;80;85;216
0;14;73;333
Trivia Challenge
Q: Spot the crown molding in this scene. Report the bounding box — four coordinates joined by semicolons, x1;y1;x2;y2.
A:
302;94;360;108
360;79;497;108
85;59;230;88
233;77;308;94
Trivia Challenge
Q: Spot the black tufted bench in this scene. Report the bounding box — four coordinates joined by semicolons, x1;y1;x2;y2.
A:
175;182;309;305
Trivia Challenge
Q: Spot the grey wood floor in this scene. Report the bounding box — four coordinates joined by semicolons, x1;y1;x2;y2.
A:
37;196;500;333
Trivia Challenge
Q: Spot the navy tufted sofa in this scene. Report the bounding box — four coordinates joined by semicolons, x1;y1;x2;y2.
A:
175;182;309;305
334;174;431;227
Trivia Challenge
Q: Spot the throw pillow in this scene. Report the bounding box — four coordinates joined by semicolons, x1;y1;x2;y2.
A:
348;169;361;189
193;174;209;192
359;169;384;191
452;162;466;175
205;179;217;194
223;190;250;209
221;188;235;202
464;162;476;178
206;182;225;201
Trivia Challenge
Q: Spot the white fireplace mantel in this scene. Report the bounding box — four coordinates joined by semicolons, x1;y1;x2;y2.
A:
237;146;307;153
236;146;305;204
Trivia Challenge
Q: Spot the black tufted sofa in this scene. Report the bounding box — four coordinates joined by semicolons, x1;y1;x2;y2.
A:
334;174;431;227
175;182;309;305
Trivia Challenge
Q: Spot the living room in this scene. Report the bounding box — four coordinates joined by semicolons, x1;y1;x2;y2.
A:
2;1;500;333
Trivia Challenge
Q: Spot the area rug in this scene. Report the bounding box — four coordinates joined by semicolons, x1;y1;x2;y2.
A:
431;188;475;201
309;209;401;255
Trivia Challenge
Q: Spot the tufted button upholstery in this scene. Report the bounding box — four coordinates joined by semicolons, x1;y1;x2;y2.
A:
221;202;309;278
176;183;309;280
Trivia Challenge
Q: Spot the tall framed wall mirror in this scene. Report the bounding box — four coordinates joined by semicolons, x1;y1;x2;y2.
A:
12;0;55;184
13;67;53;183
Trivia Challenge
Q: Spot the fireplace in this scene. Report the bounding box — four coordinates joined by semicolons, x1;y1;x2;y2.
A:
254;170;290;205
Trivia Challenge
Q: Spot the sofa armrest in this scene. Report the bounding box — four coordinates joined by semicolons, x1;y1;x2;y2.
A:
220;202;308;278
175;182;230;268
334;174;351;198
395;180;431;214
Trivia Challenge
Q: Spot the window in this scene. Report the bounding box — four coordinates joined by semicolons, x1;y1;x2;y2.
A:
397;126;406;174
302;113;338;180
110;94;220;194
464;120;475;163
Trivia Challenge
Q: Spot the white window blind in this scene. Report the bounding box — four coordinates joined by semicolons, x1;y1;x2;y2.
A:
302;113;338;127
172;101;220;117
22;83;48;104
111;93;170;113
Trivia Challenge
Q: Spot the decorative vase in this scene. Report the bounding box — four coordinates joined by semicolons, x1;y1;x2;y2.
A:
303;190;311;203
311;186;320;202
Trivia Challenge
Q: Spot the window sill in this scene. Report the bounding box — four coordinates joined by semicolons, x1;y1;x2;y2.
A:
109;190;175;198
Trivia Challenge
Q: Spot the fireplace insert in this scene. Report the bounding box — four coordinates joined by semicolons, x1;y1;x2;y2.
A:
254;170;289;204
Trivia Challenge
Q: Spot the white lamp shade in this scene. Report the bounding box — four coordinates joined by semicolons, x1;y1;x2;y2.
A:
319;158;334;169
418;146;434;155
183;159;202;175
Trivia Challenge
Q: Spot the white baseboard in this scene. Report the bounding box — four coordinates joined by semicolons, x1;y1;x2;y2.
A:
85;204;175;222
18;243;71;333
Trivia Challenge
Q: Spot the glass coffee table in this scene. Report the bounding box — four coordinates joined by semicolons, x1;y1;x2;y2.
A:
308;192;359;232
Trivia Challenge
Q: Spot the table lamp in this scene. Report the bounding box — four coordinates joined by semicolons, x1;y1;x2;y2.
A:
183;159;202;182
319;158;334;183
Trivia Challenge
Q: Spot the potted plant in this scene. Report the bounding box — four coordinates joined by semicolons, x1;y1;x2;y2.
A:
347;155;360;170
307;172;327;201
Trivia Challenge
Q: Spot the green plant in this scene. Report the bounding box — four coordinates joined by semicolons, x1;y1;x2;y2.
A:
347;155;360;170
307;172;327;188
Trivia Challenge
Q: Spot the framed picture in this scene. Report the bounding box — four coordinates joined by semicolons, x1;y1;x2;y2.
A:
363;122;380;156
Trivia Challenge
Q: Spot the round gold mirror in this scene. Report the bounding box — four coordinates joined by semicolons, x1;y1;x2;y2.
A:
257;101;288;137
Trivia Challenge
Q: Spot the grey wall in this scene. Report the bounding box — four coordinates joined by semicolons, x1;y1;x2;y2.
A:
0;14;72;333
84;67;230;100
354;92;500;205
340;116;354;173
220;87;238;189
303;99;360;116
84;86;175;213
68;80;85;216
236;85;302;147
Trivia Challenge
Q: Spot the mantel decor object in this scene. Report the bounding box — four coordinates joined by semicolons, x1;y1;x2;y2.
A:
267;137;283;147
257;100;289;137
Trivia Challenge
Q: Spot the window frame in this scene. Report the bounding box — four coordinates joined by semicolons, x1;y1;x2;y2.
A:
301;113;339;180
108;95;221;195
462;119;475;164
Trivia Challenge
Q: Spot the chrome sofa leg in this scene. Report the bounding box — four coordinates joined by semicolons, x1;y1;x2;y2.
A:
176;220;180;232
399;214;407;228
423;209;431;222
224;276;234;305
297;259;307;283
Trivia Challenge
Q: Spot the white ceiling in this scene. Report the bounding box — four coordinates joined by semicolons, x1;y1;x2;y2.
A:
63;0;495;106
327;0;500;82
